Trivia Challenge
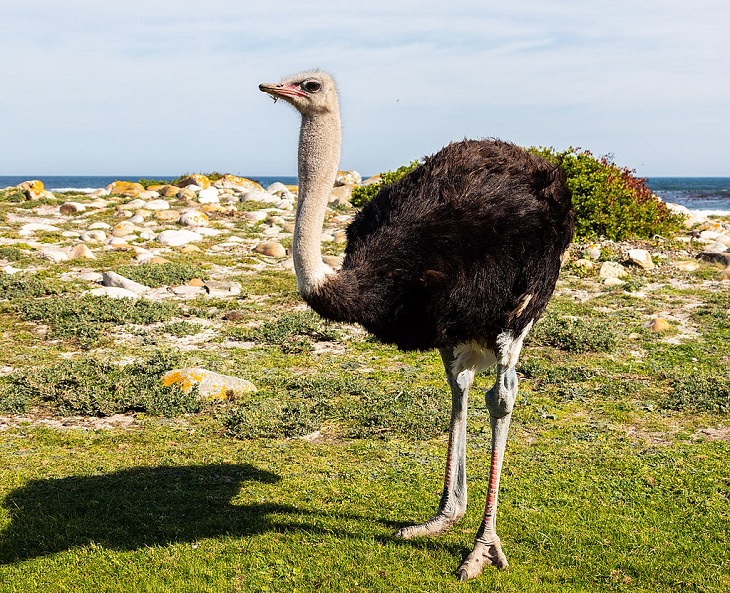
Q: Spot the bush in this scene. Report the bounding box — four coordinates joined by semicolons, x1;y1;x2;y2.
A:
350;160;421;207
531;147;683;241
354;148;683;241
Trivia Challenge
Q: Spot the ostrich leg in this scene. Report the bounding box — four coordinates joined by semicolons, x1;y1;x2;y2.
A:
457;330;526;581
395;347;470;538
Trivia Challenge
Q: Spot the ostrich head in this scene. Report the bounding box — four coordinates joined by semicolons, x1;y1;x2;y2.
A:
259;70;338;115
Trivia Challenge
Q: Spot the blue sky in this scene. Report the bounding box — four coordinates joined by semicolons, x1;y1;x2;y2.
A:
1;0;728;177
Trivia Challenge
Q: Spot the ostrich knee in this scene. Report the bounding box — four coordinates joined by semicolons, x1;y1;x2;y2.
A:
485;366;518;419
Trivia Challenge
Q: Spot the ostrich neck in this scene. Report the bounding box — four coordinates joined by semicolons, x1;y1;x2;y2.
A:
294;110;341;296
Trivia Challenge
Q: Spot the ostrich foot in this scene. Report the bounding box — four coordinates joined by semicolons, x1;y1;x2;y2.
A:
394;512;462;539
456;536;509;582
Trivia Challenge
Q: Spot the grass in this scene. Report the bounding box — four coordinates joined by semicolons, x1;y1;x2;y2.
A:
0;222;729;590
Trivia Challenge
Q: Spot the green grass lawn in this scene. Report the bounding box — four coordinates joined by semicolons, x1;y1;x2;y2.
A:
1;234;729;591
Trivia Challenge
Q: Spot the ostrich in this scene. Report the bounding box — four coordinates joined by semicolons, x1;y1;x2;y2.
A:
259;70;575;581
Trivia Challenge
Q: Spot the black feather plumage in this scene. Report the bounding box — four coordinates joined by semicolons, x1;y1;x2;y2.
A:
305;139;575;351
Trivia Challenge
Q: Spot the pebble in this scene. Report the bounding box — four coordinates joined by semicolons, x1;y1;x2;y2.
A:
646;317;671;333
156;229;204;246
179;210;209;227
155;209;182;222
197;188;220;204
59;202;86;215
69;244;96;260
19;223;61;236
80;230;107;243
112;221;140;237
599;261;627;280
254;241;287;258
143;199;171;211
204;280;242;297
627;248;654;270
245;210;269;222
39;247;69;262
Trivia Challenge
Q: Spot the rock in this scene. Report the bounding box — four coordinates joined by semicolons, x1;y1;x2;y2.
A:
78;271;104;282
107;181;145;197
39;247;69;262
19;222;60;236
204;280;242;297
87;221;111;230
143;199;171;211
627;248;655;270
322;254;343;269
68;244;96;260
161;368;256;400
81;230;107;243
112;221;140;238
336;170;362;186
169;285;205;298
178;188;198;201
720;267;730;281
88;286;140;299
245;189;280;204
329;184;353;206
17;180;45;200
154;209;182;222
156;229;203;247
197;188;220;204
674;260;699;272
139;190;160;200
59;201;86;215
701;241;729;254
178;210;209;228
603;277;625;287
176;174;211;189
572;258;594;269
254;241;287;258
646;317;671;333
583;244;602;260
158;185;181;198
266;182;288;194
599;261;627;280
102;271;149;295
214;175;265;193
245;210;269;223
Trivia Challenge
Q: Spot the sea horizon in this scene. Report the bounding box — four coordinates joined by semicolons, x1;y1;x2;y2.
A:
1;175;729;214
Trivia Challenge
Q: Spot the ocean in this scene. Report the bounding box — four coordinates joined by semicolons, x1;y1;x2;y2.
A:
1;175;728;214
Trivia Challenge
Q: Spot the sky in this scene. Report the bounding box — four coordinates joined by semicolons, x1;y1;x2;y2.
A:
1;0;728;177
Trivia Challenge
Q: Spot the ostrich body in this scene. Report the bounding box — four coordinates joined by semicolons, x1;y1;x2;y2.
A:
260;71;575;581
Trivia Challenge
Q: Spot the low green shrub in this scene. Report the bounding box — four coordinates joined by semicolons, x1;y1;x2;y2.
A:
240;310;343;353
0;272;67;300
0;351;203;417
115;262;208;288
663;375;730;414
15;294;179;348
222;373;449;440
529;315;618;353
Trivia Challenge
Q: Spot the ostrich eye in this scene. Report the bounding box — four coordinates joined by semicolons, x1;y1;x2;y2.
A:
301;80;322;93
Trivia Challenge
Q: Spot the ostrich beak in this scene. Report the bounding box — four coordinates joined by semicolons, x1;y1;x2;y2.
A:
259;82;306;102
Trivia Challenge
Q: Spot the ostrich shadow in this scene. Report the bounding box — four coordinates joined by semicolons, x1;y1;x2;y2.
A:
0;463;467;565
